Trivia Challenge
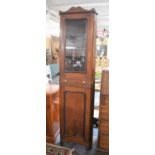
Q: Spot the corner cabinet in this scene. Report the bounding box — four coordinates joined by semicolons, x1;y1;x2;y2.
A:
59;7;97;149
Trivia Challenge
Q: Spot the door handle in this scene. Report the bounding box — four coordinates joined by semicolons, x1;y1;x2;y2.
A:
82;81;86;84
64;79;67;83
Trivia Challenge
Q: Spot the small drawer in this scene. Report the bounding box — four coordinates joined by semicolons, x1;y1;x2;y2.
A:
61;78;92;86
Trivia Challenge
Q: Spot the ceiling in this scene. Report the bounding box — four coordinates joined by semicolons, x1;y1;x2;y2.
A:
46;0;109;36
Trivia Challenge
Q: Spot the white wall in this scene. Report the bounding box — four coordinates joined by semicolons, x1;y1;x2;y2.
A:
46;14;60;37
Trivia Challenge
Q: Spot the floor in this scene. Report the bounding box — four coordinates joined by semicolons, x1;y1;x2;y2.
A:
55;128;108;155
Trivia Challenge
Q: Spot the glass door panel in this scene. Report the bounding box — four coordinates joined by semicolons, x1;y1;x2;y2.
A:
65;19;87;72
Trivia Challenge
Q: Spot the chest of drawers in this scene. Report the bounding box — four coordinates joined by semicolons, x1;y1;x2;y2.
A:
98;70;109;152
46;84;60;144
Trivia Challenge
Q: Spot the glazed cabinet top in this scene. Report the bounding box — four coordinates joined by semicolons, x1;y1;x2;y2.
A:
59;7;97;82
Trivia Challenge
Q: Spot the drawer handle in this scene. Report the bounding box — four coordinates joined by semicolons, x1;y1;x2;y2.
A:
82;81;86;84
64;80;67;82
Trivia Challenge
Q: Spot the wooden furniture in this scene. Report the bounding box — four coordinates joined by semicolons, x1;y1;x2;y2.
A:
59;7;97;149
98;70;109;152
46;84;60;144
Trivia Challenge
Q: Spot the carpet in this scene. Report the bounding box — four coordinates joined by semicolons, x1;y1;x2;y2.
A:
46;143;74;155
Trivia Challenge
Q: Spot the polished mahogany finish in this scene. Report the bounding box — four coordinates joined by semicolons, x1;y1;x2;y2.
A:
59;7;97;149
98;70;109;152
46;84;60;144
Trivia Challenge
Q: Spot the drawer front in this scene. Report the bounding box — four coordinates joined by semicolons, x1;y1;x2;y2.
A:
60;78;93;88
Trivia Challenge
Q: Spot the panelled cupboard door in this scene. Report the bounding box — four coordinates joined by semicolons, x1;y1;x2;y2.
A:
59;7;97;149
60;85;94;148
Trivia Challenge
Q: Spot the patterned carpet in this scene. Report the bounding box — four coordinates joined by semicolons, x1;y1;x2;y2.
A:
46;143;74;155
47;143;107;155
63;142;107;155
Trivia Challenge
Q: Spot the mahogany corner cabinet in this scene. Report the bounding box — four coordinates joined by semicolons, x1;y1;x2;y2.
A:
59;7;97;149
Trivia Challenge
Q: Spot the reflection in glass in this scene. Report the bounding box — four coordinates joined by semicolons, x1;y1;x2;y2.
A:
65;19;87;72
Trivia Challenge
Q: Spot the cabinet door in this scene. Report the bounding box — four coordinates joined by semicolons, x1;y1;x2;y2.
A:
60;86;93;148
60;13;95;79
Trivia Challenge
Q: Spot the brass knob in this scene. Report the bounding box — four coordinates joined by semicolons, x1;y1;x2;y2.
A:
64;79;67;82
82;81;86;84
